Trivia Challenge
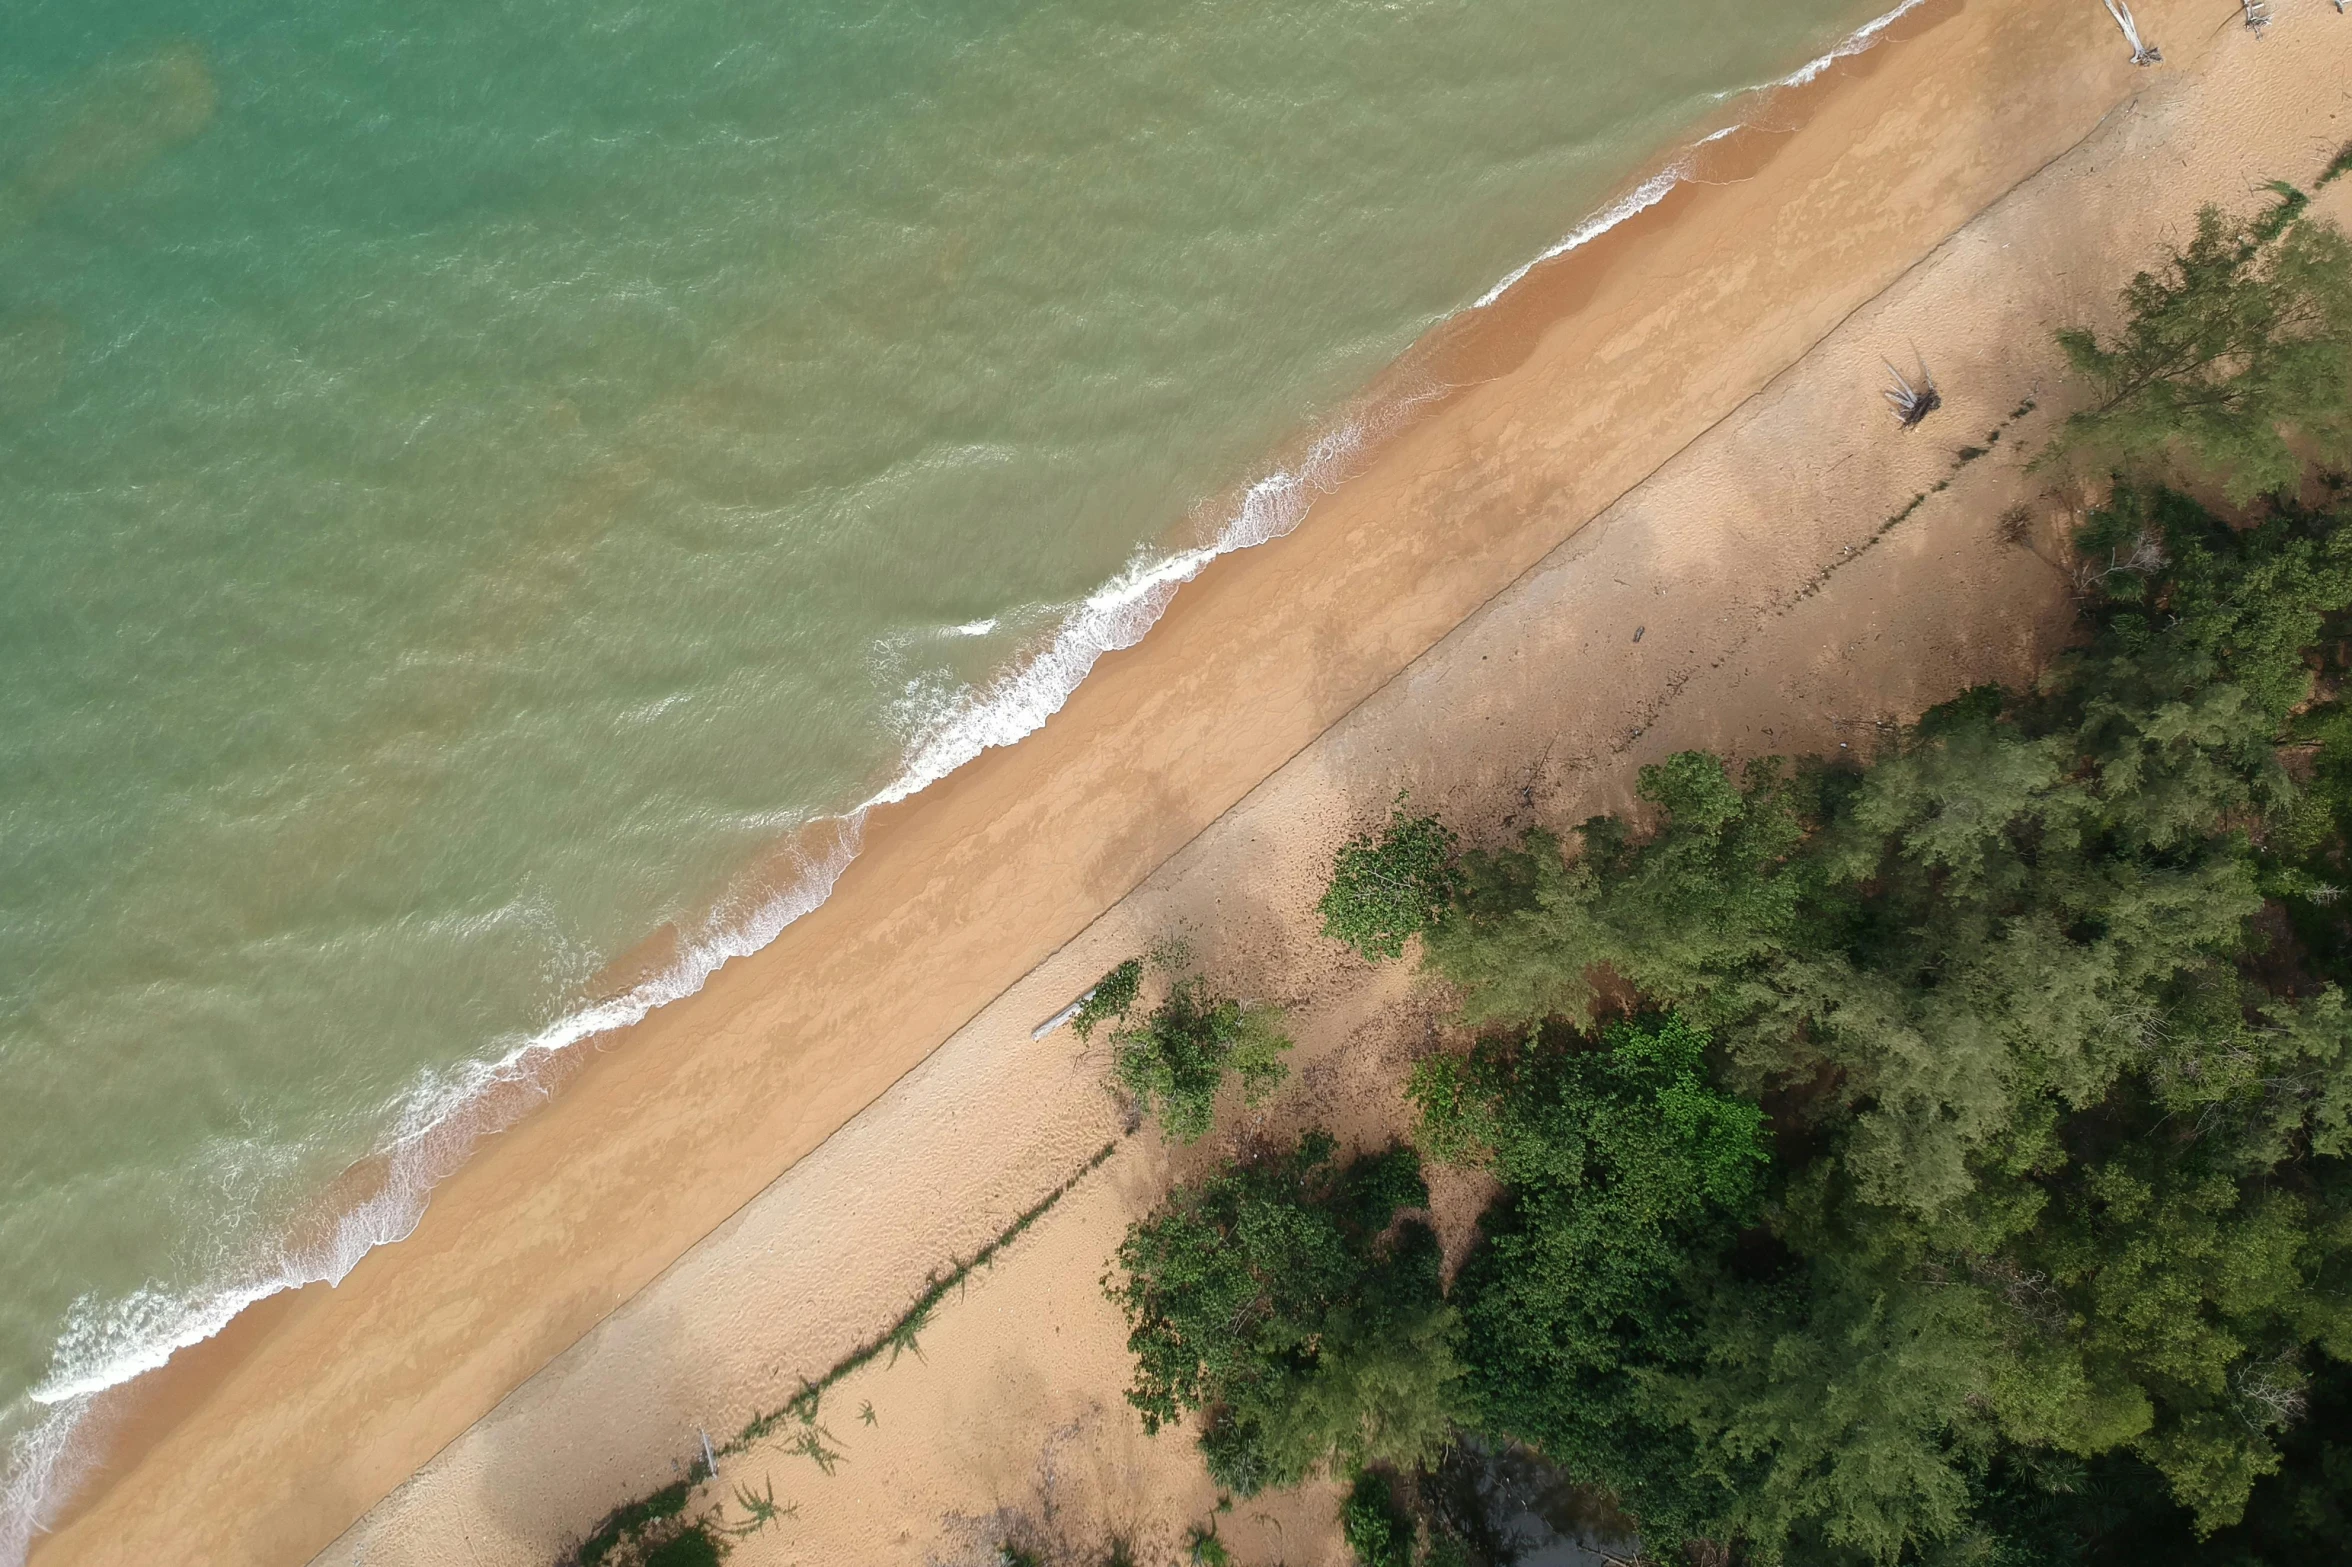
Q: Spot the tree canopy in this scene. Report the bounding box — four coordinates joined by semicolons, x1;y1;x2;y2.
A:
2049;191;2352;501
1109;975;1291;1143
1107;1134;1464;1496
1098;180;2352;1567
1321;805;1466;963
1407;468;2352;1555
1069;957;1294;1142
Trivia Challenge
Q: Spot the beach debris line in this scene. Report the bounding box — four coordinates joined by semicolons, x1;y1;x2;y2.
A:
2100;0;2161;65
1881;355;1942;428
563;1138;1122;1565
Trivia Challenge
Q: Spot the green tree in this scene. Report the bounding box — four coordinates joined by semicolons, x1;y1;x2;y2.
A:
1321;805;1465;963
2049;193;2352;502
1416;1015;1779;1551
1107;1135;1465;1495
1408;477;2352;1553
1110;976;1292;1142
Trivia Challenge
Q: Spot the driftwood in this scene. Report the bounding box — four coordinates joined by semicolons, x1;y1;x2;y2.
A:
1030;986;1094;1040
2243;0;2272;34
2102;0;2162;64
1882;356;1942;429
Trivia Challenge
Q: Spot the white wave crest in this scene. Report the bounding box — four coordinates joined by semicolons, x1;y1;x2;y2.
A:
1475;0;1935;315
1767;0;1933;89
868;411;1397;810
0;1401;90;1567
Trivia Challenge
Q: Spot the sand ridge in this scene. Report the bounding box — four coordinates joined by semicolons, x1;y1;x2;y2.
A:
31;1;2352;1564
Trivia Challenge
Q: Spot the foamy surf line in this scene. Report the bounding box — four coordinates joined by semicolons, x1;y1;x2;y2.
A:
0;398;1399;1567
1471;0;1934;310
0;2;1939;1556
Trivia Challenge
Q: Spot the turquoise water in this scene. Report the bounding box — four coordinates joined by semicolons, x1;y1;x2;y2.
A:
0;0;1893;1547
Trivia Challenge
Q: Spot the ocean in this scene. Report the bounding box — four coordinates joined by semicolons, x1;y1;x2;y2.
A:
0;0;1896;1552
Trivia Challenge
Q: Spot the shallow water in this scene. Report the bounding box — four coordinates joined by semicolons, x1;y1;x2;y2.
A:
0;0;1890;1546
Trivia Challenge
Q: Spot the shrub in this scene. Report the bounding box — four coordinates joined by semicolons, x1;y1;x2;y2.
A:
1110;977;1290;1141
1108;1134;1463;1494
1183;1525;1231;1567
1068;958;1143;1042
1340;1472;1415;1567
1319;807;1464;962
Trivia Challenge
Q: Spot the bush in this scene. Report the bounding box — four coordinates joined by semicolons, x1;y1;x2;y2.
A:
1110;977;1290;1141
1320;807;1463;962
1068;958;1143;1042
1107;1134;1463;1494
1340;1471;1415;1567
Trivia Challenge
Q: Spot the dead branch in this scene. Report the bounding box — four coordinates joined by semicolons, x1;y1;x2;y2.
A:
1882;356;1942;429
2103;0;2162;64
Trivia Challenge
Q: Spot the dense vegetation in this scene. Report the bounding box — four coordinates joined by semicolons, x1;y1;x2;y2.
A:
1107;181;2352;1565
1109;1133;1462;1495
1321;805;1466;963
1075;955;1293;1141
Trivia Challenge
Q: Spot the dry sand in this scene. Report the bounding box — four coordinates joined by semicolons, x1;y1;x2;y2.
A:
31;2;2352;1565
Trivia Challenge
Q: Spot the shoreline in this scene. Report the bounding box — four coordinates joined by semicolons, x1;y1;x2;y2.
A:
0;0;1910;1492
0;0;1945;1540
317;7;2352;1559
23;0;2327;1560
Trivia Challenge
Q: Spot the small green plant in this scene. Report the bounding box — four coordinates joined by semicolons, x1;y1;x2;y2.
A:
1185;1523;1232;1567
1318;803;1463;962
1111;977;1291;1141
998;1545;1043;1567
784;1421;844;1475
721;1477;794;1539
1068;958;1143;1041
885;1297;932;1365
1340;1472;1415;1567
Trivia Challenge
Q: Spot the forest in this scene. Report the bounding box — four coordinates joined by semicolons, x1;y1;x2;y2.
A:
1095;171;2352;1565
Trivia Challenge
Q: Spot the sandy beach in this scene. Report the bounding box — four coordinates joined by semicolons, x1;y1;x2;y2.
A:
28;1;2352;1563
